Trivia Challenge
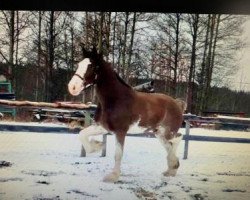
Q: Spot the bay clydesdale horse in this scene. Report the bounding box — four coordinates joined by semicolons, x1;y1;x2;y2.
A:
68;47;186;183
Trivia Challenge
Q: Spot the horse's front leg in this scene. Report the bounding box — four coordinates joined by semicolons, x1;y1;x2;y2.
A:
79;125;106;153
103;133;125;183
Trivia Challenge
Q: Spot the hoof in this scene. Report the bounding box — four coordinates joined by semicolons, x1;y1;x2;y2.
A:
163;169;177;177
103;171;120;183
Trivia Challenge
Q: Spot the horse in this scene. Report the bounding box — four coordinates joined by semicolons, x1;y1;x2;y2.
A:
68;47;185;183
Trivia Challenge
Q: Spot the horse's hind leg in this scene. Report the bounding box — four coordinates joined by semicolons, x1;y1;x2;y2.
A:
156;127;182;176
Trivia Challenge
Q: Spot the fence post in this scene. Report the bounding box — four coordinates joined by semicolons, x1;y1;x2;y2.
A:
183;120;190;159
101;134;107;157
80;144;86;157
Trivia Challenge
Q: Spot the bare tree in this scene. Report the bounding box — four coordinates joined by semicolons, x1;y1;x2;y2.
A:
195;14;246;114
36;11;42;101
151;13;186;96
186;14;200;113
0;11;15;79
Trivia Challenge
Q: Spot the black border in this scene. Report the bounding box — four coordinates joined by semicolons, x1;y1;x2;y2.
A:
0;0;250;14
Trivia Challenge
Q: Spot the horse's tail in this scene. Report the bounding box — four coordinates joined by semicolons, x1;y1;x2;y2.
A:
175;98;187;113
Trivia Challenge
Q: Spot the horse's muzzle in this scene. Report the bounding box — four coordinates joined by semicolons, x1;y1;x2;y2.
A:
68;82;83;96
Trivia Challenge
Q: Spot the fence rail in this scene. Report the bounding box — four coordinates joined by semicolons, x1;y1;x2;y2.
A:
1;119;250;159
182;120;250;159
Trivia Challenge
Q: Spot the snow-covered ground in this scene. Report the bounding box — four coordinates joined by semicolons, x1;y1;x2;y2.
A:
0;125;250;200
0;120;68;127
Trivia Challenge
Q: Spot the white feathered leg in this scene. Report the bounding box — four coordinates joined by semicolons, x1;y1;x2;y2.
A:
103;133;125;183
79;125;106;153
156;127;182;177
163;135;182;176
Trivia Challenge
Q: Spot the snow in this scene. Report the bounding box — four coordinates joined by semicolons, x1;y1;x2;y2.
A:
0;120;67;127
1;125;250;200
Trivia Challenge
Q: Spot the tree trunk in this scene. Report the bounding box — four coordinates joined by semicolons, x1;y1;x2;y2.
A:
210;15;221;80
202;14;216;111
121;12;129;79
203;14;221;111
9;11;15;83
97;12;104;54
197;15;211;114
70;27;74;72
93;13;99;47
187;14;199;113
13;11;20;91
172;13;181;97
15;11;19;66
126;12;136;83
47;11;55;102
112;12;117;66
36;11;42;101
85;12;90;48
104;12;111;60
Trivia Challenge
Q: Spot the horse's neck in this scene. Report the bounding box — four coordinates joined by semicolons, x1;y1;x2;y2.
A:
96;63;133;103
96;62;116;85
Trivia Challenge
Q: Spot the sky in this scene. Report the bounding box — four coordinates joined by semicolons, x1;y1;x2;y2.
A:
232;16;250;92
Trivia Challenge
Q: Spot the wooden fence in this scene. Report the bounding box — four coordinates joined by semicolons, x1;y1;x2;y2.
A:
88;120;250;159
183;120;250;159
1;115;249;160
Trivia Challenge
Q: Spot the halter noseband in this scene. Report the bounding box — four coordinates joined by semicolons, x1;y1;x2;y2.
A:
73;73;84;80
73;70;98;89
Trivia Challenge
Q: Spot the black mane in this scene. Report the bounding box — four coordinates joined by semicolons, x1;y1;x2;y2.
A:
115;72;132;89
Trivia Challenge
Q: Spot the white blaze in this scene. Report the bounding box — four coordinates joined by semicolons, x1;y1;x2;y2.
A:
68;58;91;96
75;58;91;77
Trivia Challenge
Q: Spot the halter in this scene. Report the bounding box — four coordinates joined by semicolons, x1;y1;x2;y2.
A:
73;73;84;80
73;71;98;89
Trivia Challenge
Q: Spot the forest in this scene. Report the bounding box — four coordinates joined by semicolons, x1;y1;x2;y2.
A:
0;11;249;116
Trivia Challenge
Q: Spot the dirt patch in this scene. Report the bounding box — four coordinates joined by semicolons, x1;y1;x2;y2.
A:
217;172;250;177
0;177;23;182
192;193;206;200
68;190;98;198
71;161;92;165
181;185;193;193
222;189;246;193
200;178;208;182
153;181;168;190
134;187;157;200
115;180;135;185
21;170;64;177
36;181;50;185
0;161;12;168
33;195;60;200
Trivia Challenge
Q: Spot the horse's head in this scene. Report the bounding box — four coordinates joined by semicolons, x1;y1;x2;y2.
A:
68;47;102;96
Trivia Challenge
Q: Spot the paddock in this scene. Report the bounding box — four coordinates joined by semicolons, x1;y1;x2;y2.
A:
0;122;250;200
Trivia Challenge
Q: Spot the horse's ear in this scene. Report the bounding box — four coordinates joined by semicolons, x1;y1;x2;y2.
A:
94;46;104;59
92;46;98;56
92;46;103;63
80;43;89;58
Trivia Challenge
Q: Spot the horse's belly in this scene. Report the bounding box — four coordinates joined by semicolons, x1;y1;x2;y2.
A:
127;119;159;137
